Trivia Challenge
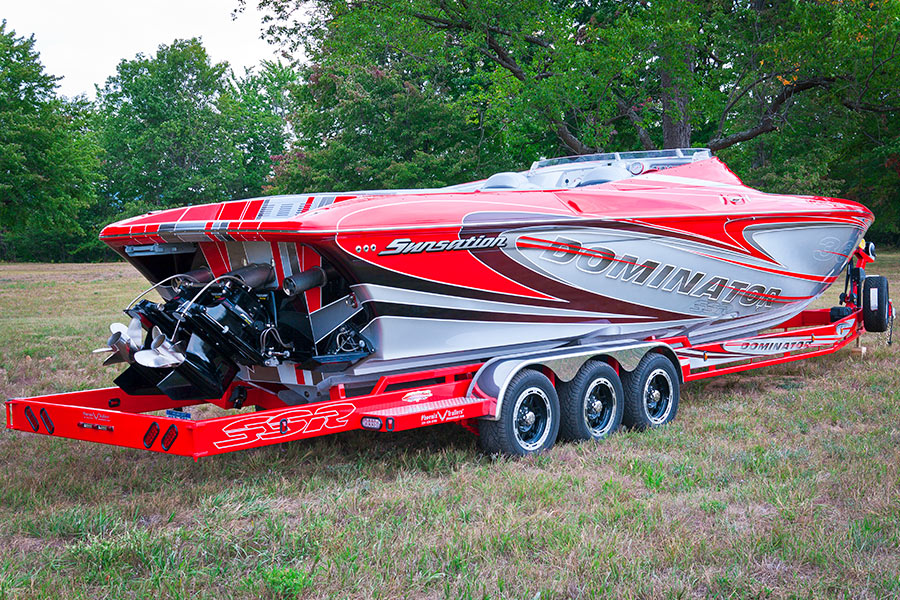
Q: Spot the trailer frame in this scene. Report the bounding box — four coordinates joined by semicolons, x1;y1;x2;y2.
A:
6;245;886;458
5;304;867;459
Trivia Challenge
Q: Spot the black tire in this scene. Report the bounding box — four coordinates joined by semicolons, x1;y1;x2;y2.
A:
622;353;680;431
558;360;624;442
479;369;560;456
862;276;890;333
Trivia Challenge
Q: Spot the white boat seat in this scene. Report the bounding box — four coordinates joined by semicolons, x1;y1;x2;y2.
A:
577;165;633;187
482;172;537;190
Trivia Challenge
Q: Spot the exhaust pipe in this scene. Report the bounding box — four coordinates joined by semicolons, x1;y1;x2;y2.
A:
178;267;213;285
228;263;275;289
283;267;327;296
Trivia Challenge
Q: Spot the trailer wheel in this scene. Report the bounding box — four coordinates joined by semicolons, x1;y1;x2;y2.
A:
558;360;624;442
622;353;679;431
862;276;890;333
479;370;560;456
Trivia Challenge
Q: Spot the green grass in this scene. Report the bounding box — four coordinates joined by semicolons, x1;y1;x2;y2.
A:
1;255;899;599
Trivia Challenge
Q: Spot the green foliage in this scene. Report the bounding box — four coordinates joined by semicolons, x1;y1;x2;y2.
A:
256;565;316;598
227;60;301;195
251;0;897;149
96;39;296;216
0;20;102;261
1;31;299;261
250;0;900;241
4;1;900;259
267;63;527;193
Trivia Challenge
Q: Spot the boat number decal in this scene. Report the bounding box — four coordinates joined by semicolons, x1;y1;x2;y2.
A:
814;236;846;261
214;402;356;450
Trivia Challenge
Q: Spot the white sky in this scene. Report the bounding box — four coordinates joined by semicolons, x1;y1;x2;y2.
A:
2;0;285;98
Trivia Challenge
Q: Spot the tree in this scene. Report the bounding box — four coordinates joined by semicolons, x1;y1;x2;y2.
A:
224;60;302;196
97;38;236;213
241;0;900;242
242;0;900;154
265;62;533;194
0;20;102;261
96;39;297;216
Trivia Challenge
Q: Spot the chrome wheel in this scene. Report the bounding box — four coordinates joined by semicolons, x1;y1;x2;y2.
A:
583;377;617;437
479;370;560;456
513;386;551;451
643;367;673;424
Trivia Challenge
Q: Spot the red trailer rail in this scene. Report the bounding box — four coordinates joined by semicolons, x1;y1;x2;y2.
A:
677;308;863;382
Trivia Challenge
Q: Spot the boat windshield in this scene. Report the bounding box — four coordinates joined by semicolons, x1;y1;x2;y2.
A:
530;148;710;171
478;147;713;191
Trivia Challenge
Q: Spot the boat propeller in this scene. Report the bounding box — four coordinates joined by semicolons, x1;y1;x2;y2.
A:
134;327;186;369
92;317;144;365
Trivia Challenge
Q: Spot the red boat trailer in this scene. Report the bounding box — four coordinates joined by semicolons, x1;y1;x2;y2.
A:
5;246;891;458
4;306;869;459
5;363;492;459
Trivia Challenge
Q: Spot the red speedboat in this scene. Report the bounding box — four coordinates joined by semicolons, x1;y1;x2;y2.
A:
96;148;873;402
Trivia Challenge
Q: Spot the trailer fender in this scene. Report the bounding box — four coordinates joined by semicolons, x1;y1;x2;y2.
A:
469;342;678;421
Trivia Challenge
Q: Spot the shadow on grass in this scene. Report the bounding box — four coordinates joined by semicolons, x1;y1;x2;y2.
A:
1;421;484;509
683;348;856;403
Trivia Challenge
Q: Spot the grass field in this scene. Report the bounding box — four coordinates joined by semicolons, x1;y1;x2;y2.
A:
1;256;899;599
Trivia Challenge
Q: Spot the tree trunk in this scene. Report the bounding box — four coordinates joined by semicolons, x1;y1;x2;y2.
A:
660;69;692;148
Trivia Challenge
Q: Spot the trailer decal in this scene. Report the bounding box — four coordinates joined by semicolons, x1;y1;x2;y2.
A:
420;408;466;425
213;402;356;450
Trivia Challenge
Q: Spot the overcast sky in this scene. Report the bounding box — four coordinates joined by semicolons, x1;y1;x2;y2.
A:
3;0;285;98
